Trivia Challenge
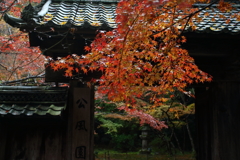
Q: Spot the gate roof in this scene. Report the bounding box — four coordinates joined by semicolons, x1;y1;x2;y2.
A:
3;0;240;34
0;86;68;117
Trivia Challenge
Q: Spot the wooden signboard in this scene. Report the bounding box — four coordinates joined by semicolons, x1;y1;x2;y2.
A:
69;83;94;160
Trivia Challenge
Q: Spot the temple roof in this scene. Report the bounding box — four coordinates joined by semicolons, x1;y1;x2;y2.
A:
189;4;240;34
3;1;240;35
4;0;118;31
0;86;68;117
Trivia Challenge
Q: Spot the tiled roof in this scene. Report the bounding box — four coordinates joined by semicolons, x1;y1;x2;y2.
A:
0;86;68;117
3;1;240;34
37;1;117;28
13;0;118;30
188;4;240;34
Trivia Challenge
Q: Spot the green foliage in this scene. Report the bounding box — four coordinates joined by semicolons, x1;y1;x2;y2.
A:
94;89;196;154
95;99;121;113
95;99;141;151
111;134;135;151
96;114;123;134
148;112;196;155
95;113;141;151
109;120;140;151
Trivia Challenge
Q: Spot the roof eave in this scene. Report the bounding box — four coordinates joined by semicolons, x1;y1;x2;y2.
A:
4;14;27;28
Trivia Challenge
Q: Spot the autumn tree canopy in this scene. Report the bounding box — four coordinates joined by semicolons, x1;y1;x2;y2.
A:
47;0;240;129
0;0;44;83
53;0;237;104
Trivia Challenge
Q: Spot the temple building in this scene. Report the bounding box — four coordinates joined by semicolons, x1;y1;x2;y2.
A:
2;0;240;160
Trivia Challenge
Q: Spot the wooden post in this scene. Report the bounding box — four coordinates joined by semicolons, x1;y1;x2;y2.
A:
67;80;94;160
195;82;240;160
0;123;6;160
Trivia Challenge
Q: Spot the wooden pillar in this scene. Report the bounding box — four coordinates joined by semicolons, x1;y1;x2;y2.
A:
67;80;94;160
0;123;6;160
195;82;240;160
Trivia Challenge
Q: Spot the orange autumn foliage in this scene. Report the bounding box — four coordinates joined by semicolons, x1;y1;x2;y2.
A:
51;1;239;108
54;0;223;105
0;0;41;17
0;0;44;82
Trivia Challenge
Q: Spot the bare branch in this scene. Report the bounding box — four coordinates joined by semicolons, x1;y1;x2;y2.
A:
0;72;45;85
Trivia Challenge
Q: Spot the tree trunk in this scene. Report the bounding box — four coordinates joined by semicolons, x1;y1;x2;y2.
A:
186;120;195;153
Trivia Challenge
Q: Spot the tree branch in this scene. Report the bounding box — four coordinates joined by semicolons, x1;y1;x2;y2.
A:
151;0;219;37
0;72;45;85
0;63;8;70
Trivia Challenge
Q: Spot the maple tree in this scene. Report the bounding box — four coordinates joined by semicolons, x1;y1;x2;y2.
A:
0;0;44;84
48;2;219;119
0;0;238;129
0;0;40;17
49;0;239;129
53;0;218;99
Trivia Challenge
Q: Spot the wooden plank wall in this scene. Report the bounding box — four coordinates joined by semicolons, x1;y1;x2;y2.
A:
0;123;7;160
0;120;67;160
195;82;240;160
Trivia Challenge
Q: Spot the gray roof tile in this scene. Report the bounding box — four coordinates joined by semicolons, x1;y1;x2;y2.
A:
32;1;118;29
0;86;68;117
186;6;240;34
30;1;240;33
4;1;240;34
